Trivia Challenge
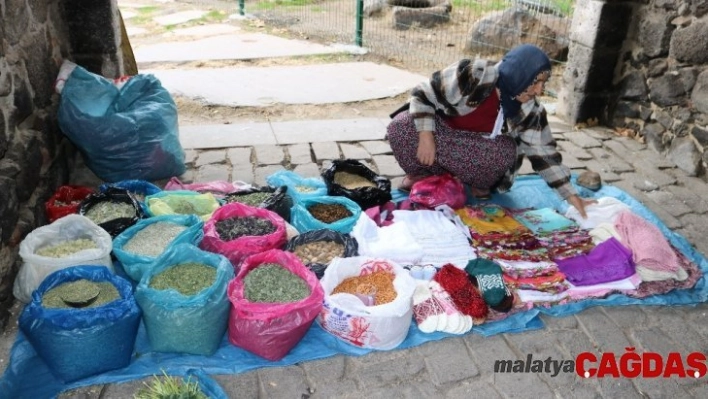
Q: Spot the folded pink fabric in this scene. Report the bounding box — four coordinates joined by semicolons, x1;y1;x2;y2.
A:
614;210;680;273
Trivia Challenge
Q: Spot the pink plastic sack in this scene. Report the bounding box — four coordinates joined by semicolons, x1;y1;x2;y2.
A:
164;177;251;199
409;174;466;210
227;249;324;361
200;202;287;269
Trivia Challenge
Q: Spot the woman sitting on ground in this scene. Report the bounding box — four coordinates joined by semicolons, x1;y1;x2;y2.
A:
386;44;593;218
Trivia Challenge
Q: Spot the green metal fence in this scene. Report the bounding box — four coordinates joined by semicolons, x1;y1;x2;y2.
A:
235;0;574;73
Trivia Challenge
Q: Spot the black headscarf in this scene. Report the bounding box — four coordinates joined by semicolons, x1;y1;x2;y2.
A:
496;44;551;120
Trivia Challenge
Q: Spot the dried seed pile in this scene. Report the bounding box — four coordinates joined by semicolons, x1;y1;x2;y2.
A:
122;222;188;257
333;171;377;189
294;240;345;264
42;279;120;309
243;263;310;303
332;271;397;306
149;262;216;296
36;238;98;258
84;201;136;224
169;199;198;215
55;199;82;207
128;192;146;202
308;203;352;224
224;192;271;207
295;185;317;193
215;216;275;241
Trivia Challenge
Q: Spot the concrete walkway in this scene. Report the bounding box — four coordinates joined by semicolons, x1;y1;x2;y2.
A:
4;1;708;398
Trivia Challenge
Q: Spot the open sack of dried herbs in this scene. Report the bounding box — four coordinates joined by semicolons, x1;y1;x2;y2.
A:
200;202;288;269
163;176;252;199
227;249;324;361
135;243;234;356
13;214;114;303
18;266;141;382
318;257;417;350
145;190;221;221
265;169;328;203
322;159;392;210
45;185;95;223
290;195;362;234
284;228;359;279
113;214;205;282
79;187;145;237
222;185;294;223
99;179;162;214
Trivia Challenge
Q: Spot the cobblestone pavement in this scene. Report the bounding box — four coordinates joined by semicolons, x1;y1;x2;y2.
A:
52;116;708;399
23;1;708;397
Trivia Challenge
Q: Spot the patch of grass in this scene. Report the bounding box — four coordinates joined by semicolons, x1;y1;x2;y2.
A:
134;371;207;399
254;0;320;11
128;6;158;25
452;0;512;13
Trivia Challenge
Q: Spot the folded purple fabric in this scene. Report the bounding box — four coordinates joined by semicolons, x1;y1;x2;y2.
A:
555;237;635;286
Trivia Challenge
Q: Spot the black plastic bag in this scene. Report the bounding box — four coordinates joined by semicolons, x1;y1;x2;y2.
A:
284;228;358;279
79;187;144;237
321;159;392;210
223;185;293;222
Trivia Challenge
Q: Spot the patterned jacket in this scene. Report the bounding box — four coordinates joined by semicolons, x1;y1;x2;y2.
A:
408;58;577;200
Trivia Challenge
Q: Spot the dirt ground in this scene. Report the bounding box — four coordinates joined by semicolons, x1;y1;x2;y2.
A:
125;0;561;125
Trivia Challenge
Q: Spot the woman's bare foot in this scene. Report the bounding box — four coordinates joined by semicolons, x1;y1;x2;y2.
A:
398;174;427;192
470;187;491;200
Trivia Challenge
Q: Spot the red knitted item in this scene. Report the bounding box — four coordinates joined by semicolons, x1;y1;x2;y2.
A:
433;264;488;319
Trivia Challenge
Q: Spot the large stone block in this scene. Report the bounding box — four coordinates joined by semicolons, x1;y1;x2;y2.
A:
638;10;674;58
648;72;686;107
691;70;708;114
669;20;708;64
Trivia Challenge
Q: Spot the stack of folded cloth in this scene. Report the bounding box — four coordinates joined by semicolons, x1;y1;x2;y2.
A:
511;207;595;261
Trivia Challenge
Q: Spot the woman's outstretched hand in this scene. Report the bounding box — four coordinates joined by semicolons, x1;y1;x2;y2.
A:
567;194;597;219
417;131;436;166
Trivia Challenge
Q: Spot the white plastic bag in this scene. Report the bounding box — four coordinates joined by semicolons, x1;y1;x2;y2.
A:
13;214;114;303
318;257;416;350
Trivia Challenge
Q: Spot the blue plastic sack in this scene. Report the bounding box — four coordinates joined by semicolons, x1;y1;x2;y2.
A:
113;214;205;282
186;369;229;399
57;64;186;182
291;195;362;234
135;244;234;356
18;266;141;383
99;180;162;214
265;170;328;203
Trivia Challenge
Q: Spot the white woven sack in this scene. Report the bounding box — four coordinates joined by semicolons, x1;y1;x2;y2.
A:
318;257;416;350
13;214;114;302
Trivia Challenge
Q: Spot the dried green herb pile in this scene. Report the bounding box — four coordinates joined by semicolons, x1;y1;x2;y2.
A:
224;191;272;207
295;185;317;193
243;263;310;303
149;262;216;296
35;238;98;258
169;199;198;215
294;241;345;264
84;201;136;224
308;203;353;224
123;222;188;257
42;279;120;309
333;171;377;189
215;216;275;241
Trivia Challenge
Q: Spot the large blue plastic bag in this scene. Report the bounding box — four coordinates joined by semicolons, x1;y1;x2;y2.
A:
135;243;234;356
56;62;186;182
291;195;362;234
18;266;141;382
266;170;328;202
113;214;204;282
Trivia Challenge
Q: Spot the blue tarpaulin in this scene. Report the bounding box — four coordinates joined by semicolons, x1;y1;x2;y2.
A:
2;175;706;399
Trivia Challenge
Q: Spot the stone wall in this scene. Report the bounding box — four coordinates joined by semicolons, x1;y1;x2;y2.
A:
560;0;708;177
613;0;708;176
0;0;123;329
